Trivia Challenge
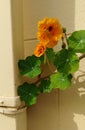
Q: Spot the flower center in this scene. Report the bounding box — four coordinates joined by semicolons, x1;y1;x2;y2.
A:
48;26;53;31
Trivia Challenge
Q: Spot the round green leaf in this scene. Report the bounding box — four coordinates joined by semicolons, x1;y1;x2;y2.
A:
54;49;79;74
18;82;40;106
68;30;85;53
50;73;72;90
39;80;53;93
18;55;41;78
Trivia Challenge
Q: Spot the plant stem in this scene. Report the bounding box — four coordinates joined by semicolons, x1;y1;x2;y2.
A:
46;58;54;73
66;33;72;36
35;75;50;85
79;53;85;60
44;53;47;64
64;32;68;44
44;53;54;73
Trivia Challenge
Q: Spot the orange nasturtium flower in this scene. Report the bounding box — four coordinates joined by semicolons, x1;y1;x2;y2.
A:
46;40;57;48
34;43;46;57
37;18;63;47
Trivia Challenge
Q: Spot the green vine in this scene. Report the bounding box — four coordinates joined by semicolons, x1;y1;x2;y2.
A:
18;18;85;106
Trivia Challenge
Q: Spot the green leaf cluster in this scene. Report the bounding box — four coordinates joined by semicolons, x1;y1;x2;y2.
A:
18;30;85;106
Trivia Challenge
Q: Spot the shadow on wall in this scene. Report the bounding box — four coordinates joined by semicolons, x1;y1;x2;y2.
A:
27;90;59;130
59;60;85;130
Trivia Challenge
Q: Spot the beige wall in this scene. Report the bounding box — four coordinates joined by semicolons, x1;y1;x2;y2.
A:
23;0;85;130
75;0;85;30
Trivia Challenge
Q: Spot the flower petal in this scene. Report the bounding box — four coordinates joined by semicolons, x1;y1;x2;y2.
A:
34;43;46;57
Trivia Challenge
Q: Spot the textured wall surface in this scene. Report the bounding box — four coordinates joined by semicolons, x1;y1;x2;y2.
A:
23;0;85;130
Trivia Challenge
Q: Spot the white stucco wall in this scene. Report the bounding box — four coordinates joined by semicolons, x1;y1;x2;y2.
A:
0;0;15;96
0;1;27;130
